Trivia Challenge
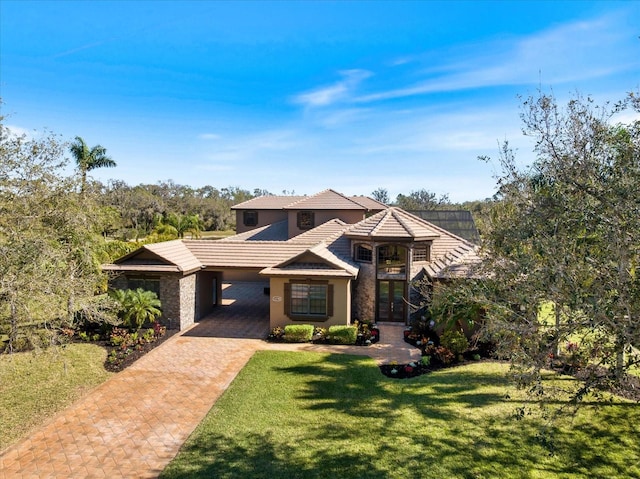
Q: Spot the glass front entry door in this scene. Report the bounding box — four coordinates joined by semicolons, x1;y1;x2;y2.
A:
377;280;406;322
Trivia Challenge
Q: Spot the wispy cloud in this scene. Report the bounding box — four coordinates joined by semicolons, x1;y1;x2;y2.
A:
198;133;222;140
354;10;637;103
292;69;373;107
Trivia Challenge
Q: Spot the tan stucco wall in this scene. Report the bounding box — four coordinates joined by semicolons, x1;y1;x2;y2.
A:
234;210;288;234
268;277;352;329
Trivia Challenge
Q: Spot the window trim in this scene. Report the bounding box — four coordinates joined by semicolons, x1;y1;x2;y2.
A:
243;210;258;227
284;280;333;321
297;210;315;230
412;243;431;262
354;243;373;263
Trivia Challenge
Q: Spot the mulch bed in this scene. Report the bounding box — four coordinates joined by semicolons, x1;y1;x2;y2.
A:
380;355;640;401
379;358;486;379
97;329;178;373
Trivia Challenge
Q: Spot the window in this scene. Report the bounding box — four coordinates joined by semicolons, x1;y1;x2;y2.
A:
412;243;431;262
355;244;373;262
243;210;258;227
377;244;407;276
297;211;315;230
284;281;333;320
127;277;161;298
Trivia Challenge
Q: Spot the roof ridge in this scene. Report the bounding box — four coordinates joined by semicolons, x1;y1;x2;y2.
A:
391;208;418;237
368;209;389;236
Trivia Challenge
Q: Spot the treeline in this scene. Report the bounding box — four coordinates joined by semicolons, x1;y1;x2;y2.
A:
91;181;492;242
92;180;264;240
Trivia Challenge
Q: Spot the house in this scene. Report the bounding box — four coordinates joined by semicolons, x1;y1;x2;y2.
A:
103;189;480;331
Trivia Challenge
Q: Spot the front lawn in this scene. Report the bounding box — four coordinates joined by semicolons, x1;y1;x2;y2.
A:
161;351;639;479
0;343;113;451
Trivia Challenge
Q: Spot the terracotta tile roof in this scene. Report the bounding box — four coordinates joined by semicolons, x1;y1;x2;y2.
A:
220;220;289;241
260;242;359;278
345;207;441;241
423;245;481;279
183;240;310;269
231;190;386;212
283;189;372;210
231;195;305;210
107;239;203;274
348;195;388;210
288;219;349;244
104;202;479;280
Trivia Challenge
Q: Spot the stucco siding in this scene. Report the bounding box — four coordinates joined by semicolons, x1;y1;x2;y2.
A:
268;277;352;329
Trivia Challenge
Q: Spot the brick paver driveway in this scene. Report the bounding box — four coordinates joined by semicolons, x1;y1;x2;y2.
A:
0;282;418;478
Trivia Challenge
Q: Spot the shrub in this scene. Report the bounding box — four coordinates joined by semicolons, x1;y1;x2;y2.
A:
283;324;314;343
421;355;431;366
312;327;327;342
267;326;284;342
435;346;455;364
440;330;469;355
326;325;357;345
110;327;132;348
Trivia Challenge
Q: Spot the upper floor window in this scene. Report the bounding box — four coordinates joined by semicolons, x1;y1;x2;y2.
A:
412;243;431;262
377;244;407;276
243;210;258;227
297;211;315;230
354;244;373;263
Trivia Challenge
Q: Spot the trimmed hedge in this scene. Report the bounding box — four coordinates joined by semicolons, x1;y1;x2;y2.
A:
327;325;357;345
283;324;314;343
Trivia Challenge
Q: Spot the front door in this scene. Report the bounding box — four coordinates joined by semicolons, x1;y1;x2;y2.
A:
377;280;406;322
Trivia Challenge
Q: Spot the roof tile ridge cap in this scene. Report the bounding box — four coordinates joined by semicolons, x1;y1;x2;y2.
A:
392;208;419;237
347;195;370;209
369;209;391;236
327;189;367;208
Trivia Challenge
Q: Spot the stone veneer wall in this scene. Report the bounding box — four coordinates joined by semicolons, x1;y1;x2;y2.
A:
352;262;376;322
109;273;196;330
160;274;197;330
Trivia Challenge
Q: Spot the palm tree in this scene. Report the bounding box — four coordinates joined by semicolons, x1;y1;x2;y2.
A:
164;213;204;238
110;288;162;331
69;136;116;193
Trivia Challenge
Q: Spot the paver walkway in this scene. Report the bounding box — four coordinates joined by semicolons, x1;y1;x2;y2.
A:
0;285;419;478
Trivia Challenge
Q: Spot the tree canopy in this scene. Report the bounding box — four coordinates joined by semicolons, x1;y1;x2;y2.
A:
474;89;640;404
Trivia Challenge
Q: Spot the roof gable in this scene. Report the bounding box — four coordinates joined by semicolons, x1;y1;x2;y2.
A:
284;189;370;210
107;239;203;274
260;242;359;278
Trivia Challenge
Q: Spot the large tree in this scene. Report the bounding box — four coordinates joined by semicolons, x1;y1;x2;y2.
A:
477;90;640;402
69;136;116;193
0;122;111;351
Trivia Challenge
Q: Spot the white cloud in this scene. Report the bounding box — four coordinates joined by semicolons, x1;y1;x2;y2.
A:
354;10;638;103
292;69;373;108
198;133;221;140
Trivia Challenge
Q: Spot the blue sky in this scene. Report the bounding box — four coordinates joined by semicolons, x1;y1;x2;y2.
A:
1;1;638;201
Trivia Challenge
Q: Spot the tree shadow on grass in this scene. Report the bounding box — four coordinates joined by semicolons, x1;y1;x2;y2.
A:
162;351;639;479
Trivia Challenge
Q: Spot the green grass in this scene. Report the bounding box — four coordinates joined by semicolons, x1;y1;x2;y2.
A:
199;230;236;240
161;351;639;479
0;343;113;451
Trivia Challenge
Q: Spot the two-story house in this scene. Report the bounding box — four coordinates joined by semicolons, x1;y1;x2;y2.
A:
103;189;479;331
